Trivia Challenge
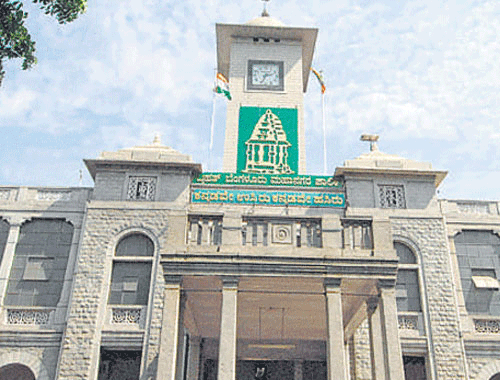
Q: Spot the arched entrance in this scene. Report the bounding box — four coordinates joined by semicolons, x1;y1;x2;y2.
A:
490;374;500;380
0;363;35;380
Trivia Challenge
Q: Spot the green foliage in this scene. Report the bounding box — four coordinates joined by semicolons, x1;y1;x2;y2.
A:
0;0;86;85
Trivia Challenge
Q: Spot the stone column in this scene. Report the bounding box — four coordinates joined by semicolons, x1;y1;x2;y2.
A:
54;217;83;325
378;280;405;380
0;218;22;305
367;297;385;380
187;336;202;380
157;276;184;380
293;360;303;380
324;278;347;380
217;277;239;380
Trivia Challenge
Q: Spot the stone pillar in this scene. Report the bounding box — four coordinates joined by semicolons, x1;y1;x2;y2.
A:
187;336;202;380
222;212;242;247
0;218;22;305
157;276;184;380
324;278;347;380
293;360;303;380
217;277;239;380
378;280;405;380
367;297;385;380
54;217;83;325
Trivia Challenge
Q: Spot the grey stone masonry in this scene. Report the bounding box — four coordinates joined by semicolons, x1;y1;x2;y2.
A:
391;217;467;379
55;207;171;380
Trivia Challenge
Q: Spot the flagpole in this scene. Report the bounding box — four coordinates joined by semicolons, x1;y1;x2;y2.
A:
209;90;216;171
322;91;327;175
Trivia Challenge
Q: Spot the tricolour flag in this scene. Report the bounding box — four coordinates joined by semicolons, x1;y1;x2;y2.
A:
311;68;326;94
214;73;232;100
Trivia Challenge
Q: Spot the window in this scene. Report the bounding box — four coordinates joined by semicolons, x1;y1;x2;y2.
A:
98;349;141;380
5;219;74;307
127;176;156;201
395;242;421;312
379;185;406;209
116;234;154;257
108;234;153;306
455;230;500;314
403;356;426;380
0;364;36;380
22;257;53;280
109;263;152;305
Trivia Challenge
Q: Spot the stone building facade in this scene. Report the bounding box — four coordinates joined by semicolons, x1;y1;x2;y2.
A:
1;12;500;380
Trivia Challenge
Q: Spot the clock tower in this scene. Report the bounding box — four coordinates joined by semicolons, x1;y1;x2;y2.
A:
216;12;318;174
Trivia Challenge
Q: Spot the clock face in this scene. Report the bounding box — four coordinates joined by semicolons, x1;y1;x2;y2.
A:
252;64;280;86
247;60;284;91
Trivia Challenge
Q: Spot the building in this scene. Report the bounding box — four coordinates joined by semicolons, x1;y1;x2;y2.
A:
0;11;500;380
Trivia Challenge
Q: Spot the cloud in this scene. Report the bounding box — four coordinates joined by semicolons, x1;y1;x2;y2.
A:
0;0;500;200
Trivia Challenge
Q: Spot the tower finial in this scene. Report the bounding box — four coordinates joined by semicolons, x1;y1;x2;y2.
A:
360;134;379;152
261;0;270;17
153;133;162;145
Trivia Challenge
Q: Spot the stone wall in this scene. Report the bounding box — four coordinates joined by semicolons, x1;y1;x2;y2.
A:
56;207;171;380
351;319;372;380
392;217;467;379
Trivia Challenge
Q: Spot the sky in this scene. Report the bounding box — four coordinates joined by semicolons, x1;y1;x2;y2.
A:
1;0;500;200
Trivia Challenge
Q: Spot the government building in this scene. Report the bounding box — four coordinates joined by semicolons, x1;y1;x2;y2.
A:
1;11;500;380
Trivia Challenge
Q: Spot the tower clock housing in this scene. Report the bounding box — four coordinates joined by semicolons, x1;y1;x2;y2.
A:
216;15;318;174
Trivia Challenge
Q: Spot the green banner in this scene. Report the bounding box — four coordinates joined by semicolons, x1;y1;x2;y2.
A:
237;107;298;174
193;172;342;188
192;189;345;208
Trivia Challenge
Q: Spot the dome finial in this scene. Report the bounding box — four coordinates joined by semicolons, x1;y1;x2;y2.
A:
261;0;270;17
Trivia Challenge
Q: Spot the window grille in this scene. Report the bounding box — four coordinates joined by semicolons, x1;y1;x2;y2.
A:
379;185;406;209
127;176;156;201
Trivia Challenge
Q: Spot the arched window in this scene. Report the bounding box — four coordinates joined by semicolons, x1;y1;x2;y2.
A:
5;219;74;306
108;233;154;305
490;373;500;380
395;242;421;312
0;363;35;380
116;234;154;257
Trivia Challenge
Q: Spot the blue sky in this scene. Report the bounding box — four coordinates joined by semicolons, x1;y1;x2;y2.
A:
1;0;499;200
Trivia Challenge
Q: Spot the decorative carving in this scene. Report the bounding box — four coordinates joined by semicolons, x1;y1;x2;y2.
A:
379;185;406;209
37;190;71;201
457;202;491;214
7;309;50;325
272;224;293;244
111;308;142;324
0;190;10;200
242;109;293;175
127;176;156;201
398;314;418;330
474;319;500;334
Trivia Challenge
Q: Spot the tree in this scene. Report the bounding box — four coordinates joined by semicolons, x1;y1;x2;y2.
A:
0;0;86;85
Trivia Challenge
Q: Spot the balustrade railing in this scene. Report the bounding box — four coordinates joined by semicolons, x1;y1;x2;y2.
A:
187;215;223;246
6;308;53;325
341;219;373;249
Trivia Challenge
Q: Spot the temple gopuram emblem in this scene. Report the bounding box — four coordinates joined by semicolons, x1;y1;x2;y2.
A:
242;109;294;174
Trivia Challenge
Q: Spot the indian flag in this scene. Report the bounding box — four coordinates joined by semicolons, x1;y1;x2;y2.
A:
311;68;326;94
214;73;232;100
